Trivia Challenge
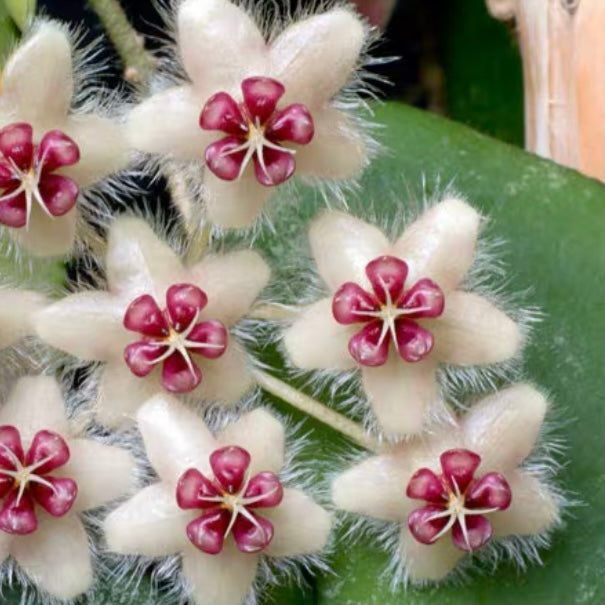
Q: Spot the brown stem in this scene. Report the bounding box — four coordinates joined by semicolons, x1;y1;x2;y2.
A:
87;0;155;86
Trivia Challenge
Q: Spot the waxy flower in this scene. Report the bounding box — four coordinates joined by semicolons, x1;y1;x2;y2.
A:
332;384;560;582
105;396;331;605
0;376;134;599
35;216;270;428
0;288;47;351
0;21;129;256
284;199;522;436
128;0;370;228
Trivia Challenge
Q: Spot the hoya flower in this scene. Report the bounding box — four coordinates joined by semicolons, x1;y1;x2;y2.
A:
105;396;331;605
0;21;129;256
34;216;270;428
0;376;134;599
0;288;47;351
332;384;560;583
283;198;522;436
128;0;370;228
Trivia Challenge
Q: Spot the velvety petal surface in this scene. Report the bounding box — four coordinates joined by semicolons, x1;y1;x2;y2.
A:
263;488;331;557
62;439;135;511
0;376;69;444
332;454;413;522
361;356;438;436
181;542;258;605
2;23;73;127
463;383;548;470
34;291;127;360
393;198;481;291
104;483;193;556
271;8;365;108
430;292;521;365
177;0;266;89
127;85;211;158
283;298;356;370
216;409;284;475
189;250;270;325
0;289;47;348
12;513;92;600
137;395;216;482
309;211;389;290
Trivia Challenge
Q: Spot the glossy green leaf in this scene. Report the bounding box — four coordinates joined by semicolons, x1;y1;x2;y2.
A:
251;102;604;605
1;0;36;31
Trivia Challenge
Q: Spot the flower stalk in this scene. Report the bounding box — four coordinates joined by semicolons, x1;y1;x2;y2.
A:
252;368;379;452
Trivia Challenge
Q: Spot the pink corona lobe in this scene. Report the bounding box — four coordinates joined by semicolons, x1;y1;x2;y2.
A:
176;445;283;555
406;448;512;551
199;76;314;186
0;122;80;229
332;255;445;366
123;283;228;393
0;425;77;534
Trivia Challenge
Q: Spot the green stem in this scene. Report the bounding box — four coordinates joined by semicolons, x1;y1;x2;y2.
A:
87;0;155;85
253;369;379;452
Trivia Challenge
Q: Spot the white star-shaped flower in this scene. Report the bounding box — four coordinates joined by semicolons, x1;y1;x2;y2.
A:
128;0;370;228
35;216;270;428
283;198;522;437
332;384;560;583
0;288;46;351
105;395;331;605
0;21;129;257
0;376;135;600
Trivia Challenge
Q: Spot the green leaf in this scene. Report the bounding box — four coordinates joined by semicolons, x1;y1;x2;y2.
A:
1;0;35;31
252;102;603;605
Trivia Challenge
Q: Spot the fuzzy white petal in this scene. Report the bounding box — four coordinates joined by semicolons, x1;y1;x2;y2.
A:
106;216;187;298
217;409;284;474
63;114;130;186
11;513;92;600
63;439;135;512
430;292;521;365
104;483;192;556
362;356;438;436
189;250;270;325
95;360;158;429
295;107;366;180
182;543;257;605
0;289;47;348
310;211;389;290
203;171;272;228
0;376;68;444
332;454;412;522
490;470;559;537
263;488;331;557
398;525;463;582
137;395;216;481
12;205;76;257
177;0;266;88
127;85;210;158
464;383;547;470
283;298;356;370
271;8;365;108
2;22;73;126
393;198;481;291
35;291;126;361
195;340;254;405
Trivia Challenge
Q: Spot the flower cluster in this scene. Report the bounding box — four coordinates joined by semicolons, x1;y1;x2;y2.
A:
0;1;565;604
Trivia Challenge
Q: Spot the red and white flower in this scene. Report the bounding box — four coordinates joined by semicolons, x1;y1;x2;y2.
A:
0;376;134;599
332;384;559;582
34;216;270;428
284;198;522;436
0;22;129;256
128;0;370;228
105;396;331;605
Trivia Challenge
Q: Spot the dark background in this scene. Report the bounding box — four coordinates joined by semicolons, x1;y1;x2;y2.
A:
40;0;525;146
